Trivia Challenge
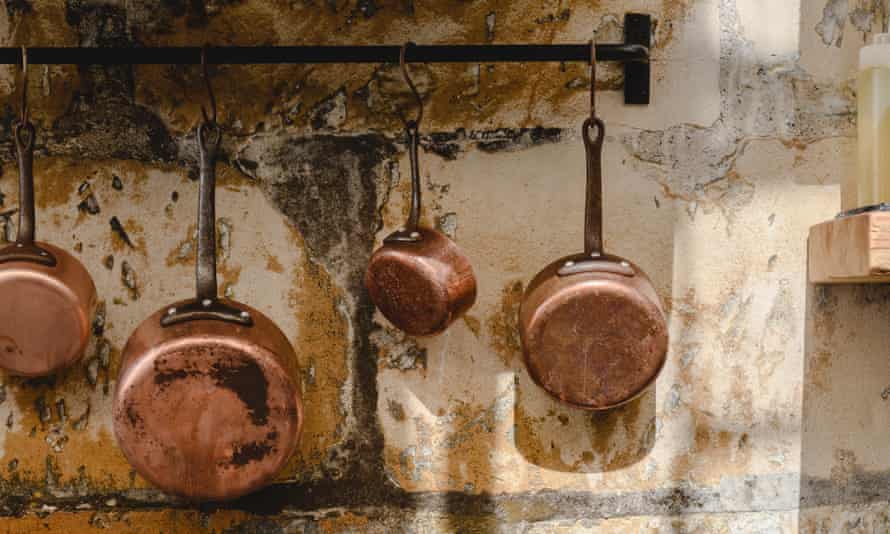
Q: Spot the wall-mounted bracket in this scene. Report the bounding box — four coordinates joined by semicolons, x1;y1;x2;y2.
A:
623;13;652;105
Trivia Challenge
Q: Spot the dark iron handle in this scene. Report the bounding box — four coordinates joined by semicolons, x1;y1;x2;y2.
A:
0;120;57;267
385;121;424;245
582;116;605;256
161;298;252;327
405;121;421;232
196;120;221;302
14;121;35;245
160;120;253;327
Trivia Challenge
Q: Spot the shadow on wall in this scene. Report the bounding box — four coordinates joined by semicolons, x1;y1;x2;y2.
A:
799;284;890;514
514;375;656;474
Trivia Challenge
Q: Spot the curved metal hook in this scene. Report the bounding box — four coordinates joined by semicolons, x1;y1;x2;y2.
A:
200;45;217;125
399;42;423;127
589;40;597;121
19;46;28;126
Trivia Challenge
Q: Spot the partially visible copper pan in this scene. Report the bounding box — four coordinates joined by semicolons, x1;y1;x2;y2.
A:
365;43;477;336
518;48;668;410
0;49;96;377
112;61;303;502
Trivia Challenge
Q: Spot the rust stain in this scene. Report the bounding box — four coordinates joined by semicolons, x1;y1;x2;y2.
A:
462;314;482;338
1;373;142;493
124;0;683;134
0;509;255;533
266;253;285;274
165;224;197;267
486;279;524;366
319;511;371;534
280;225;349;479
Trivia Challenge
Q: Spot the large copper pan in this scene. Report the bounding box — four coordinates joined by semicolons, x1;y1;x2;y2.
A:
365;44;477;336
0;51;96;377
518;52;668;410
112;112;303;501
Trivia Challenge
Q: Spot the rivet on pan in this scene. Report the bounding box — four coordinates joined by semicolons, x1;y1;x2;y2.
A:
202;299;212;307
620;261;630;268
590;252;601;257
39;251;47;257
167;308;176;316
410;231;420;239
15;243;23;248
564;261;575;268
240;311;250;319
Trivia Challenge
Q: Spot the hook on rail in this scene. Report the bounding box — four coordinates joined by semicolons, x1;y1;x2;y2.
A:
397;42;424;129
200;45;218;126
18;46;28;126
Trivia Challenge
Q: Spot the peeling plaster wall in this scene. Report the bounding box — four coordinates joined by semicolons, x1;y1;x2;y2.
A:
0;0;882;532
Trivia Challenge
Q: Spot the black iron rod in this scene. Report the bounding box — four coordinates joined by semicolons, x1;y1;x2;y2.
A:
0;44;648;65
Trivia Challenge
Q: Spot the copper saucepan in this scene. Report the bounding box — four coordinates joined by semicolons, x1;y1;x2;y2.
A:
519;50;668;410
112;66;303;501
365;44;477;336
0;49;96;377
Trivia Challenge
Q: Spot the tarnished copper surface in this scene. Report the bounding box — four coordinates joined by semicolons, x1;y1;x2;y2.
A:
519;252;668;410
0;241;96;377
519;57;667;411
365;227;477;337
113;298;303;502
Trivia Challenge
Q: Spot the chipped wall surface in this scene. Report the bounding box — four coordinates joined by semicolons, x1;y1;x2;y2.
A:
0;0;881;532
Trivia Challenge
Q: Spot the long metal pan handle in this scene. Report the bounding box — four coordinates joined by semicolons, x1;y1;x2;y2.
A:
384;122;424;245
384;43;425;245
195;121;221;302
160;120;251;327
14;122;35;245
406;121;421;232
0;121;56;267
582;116;605;257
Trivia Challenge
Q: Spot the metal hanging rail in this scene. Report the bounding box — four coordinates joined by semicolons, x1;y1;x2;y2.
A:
0;13;652;104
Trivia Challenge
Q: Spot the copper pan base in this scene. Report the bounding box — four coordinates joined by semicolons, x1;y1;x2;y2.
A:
365;227;476;336
519;253;668;410
112;299;303;502
0;242;96;377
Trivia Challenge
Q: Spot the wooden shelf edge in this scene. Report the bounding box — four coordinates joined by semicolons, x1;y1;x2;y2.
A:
809;211;890;284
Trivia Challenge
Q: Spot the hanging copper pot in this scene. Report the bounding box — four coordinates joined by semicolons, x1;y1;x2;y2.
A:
518;47;668;410
0;48;96;377
365;43;477;336
112;55;303;501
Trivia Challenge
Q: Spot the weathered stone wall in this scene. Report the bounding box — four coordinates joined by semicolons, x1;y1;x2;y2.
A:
0;0;883;532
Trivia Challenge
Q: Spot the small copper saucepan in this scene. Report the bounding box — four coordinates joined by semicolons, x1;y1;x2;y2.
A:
112;60;303;502
365;44;477;336
519;50;668;410
0;48;96;377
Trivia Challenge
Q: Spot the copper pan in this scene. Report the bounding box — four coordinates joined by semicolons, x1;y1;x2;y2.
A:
365;43;477;336
0;49;96;377
518;48;668;410
112;64;303;501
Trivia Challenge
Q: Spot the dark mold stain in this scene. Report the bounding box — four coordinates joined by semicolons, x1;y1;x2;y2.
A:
51;2;177;162
5;0;31;18
77;193;100;215
423;127;563;161
109;216;134;248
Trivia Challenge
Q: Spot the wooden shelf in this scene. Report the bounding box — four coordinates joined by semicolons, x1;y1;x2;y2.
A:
809;211;890;284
